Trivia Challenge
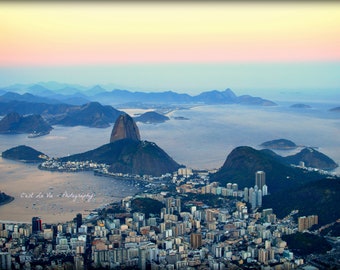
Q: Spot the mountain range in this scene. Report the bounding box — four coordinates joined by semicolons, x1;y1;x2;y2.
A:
0;83;277;106
80;88;277;106
0;86;279;129
48;102;122;128
0;101;123;129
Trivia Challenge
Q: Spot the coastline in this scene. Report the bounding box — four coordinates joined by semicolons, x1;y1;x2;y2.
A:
0;158;140;224
0;194;15;206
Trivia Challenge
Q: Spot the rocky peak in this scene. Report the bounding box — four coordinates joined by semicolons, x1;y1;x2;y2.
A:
110;113;141;143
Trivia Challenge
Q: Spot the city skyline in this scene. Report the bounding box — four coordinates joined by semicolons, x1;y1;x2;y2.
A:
0;2;340;94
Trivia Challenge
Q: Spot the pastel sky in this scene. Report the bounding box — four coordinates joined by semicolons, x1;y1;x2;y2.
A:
0;2;340;94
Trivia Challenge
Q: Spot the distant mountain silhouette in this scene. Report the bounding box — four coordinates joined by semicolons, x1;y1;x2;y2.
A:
260;139;297;150
93;88;277;106
56;95;91;106
0;112;52;135
60;139;180;176
0;84;283;132
211;146;324;193
237;95;276;106
27;84;56;96
93;90;193;104
0;92;61;104
0;100;71;115
330;106;340;112
41;90;90;106
35;81;88;92
0;98;123;128
134;111;170;124
50;102;122;128
193;89;237;104
290;103;311;109
110;114;141;143
0;90;90;106
85;85;107;96
0;83;277;107
2;145;47;163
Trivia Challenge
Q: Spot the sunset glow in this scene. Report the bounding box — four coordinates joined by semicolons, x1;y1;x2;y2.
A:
1;2;340;66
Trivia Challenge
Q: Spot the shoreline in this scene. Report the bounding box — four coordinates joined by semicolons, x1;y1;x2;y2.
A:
0;195;15;206
0;159;140;224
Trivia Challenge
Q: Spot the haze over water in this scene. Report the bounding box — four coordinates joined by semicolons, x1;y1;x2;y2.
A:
0;102;339;223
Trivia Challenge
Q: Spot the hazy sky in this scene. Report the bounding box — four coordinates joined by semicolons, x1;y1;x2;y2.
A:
1;2;340;94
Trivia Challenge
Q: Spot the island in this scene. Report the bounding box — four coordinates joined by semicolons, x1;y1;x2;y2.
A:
0;191;14;206
134;111;170;124
330;106;340;112
174;116;189;120
290;103;311;109
2;145;48;163
260;138;297;150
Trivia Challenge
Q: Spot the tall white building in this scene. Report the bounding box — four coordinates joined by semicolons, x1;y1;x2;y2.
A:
249;188;256;209
257;189;262;207
244;187;249;202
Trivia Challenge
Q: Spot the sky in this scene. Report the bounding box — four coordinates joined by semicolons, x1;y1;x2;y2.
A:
0;1;340;95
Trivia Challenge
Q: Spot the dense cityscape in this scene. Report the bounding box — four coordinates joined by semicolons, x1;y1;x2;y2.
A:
0;169;338;270
1;2;340;270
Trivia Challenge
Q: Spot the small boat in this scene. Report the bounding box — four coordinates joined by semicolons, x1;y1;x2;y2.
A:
28;131;49;138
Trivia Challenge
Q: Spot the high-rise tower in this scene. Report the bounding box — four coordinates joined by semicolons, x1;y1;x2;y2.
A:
190;233;202;249
262;184;268;196
76;213;82;232
32;217;42;234
255;171;266;190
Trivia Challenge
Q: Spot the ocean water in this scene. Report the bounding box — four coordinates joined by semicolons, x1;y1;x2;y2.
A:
139;103;340;171
0;103;339;223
